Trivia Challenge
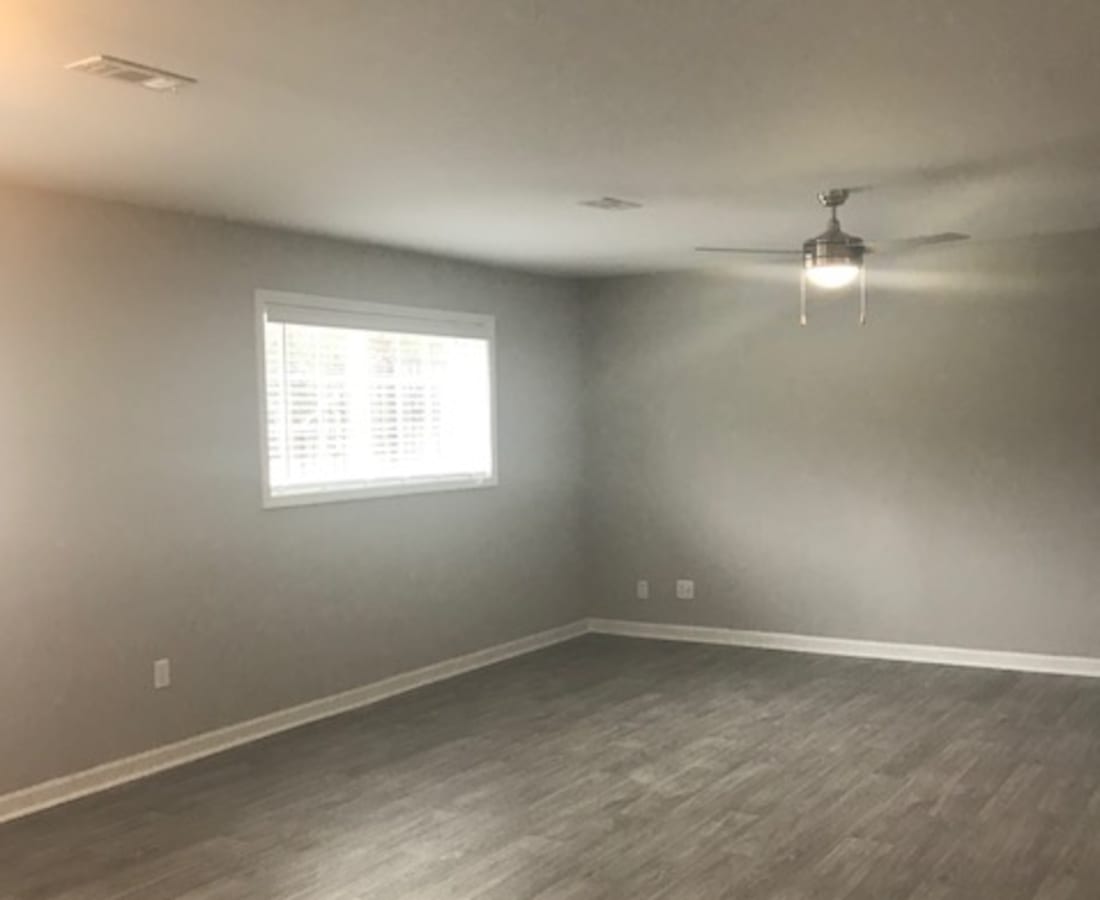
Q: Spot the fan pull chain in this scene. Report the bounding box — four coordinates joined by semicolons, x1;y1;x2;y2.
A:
799;271;807;326
859;265;867;325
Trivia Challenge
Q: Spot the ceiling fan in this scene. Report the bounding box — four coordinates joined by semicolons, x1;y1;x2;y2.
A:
696;189;969;325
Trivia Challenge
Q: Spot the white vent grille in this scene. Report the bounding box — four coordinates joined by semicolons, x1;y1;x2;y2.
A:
65;55;196;92
579;196;643;211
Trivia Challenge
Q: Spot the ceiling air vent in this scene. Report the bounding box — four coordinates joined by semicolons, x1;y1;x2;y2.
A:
579;196;643;211
65;55;197;92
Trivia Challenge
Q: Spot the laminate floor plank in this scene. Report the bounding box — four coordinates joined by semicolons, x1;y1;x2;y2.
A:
2;635;1099;899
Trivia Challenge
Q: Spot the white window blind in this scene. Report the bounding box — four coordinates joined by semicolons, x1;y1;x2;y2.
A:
257;292;495;506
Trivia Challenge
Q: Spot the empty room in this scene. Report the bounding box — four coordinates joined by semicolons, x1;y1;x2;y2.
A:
3;2;1100;898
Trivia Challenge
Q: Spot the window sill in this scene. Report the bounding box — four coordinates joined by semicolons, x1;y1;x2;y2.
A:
262;475;498;509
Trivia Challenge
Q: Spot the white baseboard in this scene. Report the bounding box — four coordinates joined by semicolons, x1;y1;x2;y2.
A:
586;618;1100;678
0;619;588;826
9;617;1096;826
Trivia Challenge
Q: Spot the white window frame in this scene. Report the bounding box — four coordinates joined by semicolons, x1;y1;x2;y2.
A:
255;289;498;509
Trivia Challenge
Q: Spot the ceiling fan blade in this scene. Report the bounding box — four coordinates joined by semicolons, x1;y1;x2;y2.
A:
861;132;1100;194
866;232;970;253
695;247;800;255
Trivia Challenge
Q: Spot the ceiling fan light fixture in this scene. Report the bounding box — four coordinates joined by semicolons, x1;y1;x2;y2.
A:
802;199;866;291
805;262;861;289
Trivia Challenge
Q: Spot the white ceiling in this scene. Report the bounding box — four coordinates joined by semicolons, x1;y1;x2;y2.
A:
3;0;1100;275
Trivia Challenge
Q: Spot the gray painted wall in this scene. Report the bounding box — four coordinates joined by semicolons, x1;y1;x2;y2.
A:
0;186;585;795
582;235;1100;656
5;183;1100;799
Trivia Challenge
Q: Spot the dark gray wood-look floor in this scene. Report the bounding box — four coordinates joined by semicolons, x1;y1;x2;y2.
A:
3;635;1100;900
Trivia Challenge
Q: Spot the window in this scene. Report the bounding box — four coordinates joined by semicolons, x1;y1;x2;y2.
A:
256;290;496;507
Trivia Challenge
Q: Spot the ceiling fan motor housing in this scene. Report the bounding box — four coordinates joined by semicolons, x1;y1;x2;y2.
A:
802;222;866;271
804;190;865;271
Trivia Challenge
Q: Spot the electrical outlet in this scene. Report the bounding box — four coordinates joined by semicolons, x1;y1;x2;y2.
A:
636;579;649;600
676;579;695;600
153;658;171;690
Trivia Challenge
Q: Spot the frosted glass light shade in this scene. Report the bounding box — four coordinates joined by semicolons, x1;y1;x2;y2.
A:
805;263;860;289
